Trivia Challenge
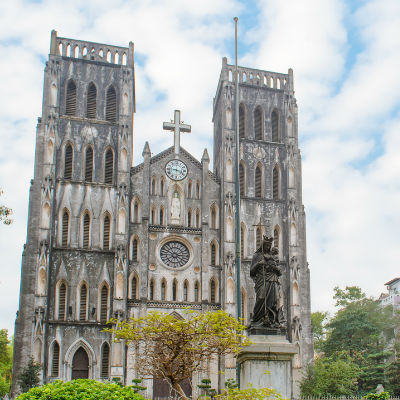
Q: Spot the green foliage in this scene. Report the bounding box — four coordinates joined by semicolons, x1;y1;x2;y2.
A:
311;311;328;351
198;378;217;398
17;357;41;393
0;330;12;397
224;379;239;390
214;384;284;400
131;378;146;393
0;189;13;225
333;285;366;307
363;391;390;400
16;379;147;399
385;355;400;396
0;377;10;398
299;353;360;397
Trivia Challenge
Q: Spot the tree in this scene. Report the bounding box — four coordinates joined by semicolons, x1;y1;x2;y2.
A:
333;285;365;307
0;330;13;397
0;189;12;225
299;352;360;397
311;311;328;351
16;379;146;400
108;310;249;400
214;385;283;400
17;357;41;393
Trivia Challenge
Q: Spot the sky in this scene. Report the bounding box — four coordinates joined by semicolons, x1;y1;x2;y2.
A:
0;0;400;334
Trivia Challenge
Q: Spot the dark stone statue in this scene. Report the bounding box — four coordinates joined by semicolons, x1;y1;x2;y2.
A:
249;235;286;334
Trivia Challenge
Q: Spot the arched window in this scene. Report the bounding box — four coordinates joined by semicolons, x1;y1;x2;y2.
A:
211;205;217;229
149;279;154;300
239;162;245;197
58;282;67;320
196;181;200;199
183;281;188;302
256;226;263;249
196;209;200;228
133;200;139;223
254;107;262;140
210;279;216;303
274;226;280;251
150;207;155;224
85;147;93;182
159;208;164;225
86;82;97;119
66;80;77;116
161;280;166;300
187;209;192;227
64;144;73;179
211;242;217;266
273;165;280;200
62;210;69;247
131;237;138;262
194;281;200;302
172;280;177;301
151;177;156;195
79;283;88;321
160;178;165;196
100;284;109;323
239;104;245;138
103;214;110;250
131;275;138;300
188;180;192;198
101;343;110;379
104;149;114;184
83;212;90;249
271;109;280;142
51;342;60;376
105;86;117;122
255;165;262;198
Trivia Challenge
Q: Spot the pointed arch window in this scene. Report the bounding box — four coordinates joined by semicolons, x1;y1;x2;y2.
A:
103;214;110;250
256;226;263;249
196;181;200;199
85;147;93;182
271;110;280;142
210;280;216;303
64;144;73;179
172;280;177;301
131;237;138;262
65;80;77;116
188;181;192;198
105;86;117;122
211;242;217;266
131;275;138;300
62;210;69;247
83;212;90;249
183;281;188;302
79;283;88;321
254;107;262;140
195;281;200;302
151;177;156;195
51;342;60;376
187;209;192;227
196;209;200;228
239;163;245;197
133;200;139;223
211;205;217;229
101;343;110;379
150;207;155;225
273;166;280;200
255;165;262;198
58;282;67;320
160;178;165;196
274;226;280;251
86;82;97;119
100;285;109;323
161;280;166;300
104;149;114;184
149;279;154;300
239;104;245;138
159;208;164;225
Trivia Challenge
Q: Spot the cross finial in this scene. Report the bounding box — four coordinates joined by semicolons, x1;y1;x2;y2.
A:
163;110;191;155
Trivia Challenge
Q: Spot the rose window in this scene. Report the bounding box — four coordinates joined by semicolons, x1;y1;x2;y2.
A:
160;241;190;268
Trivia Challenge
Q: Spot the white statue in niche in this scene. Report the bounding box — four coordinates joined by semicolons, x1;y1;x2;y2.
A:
171;191;181;224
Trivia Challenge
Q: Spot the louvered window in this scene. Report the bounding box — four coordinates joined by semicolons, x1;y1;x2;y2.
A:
274;228;279;250
188;181;192;198
210;280;216;303
149;280;154;300
64;144;73;179
161;281;166;300
172;281;177;301
254;107;262;140
255;166;262;198
241;226;245;258
62;211;69;247
100;285;108;323
273;167;279;200
105;86;117;122
256;227;262;249
184;282;188;302
239;104;245;138
132;238;138;262
160;179;164;196
103;215;110;250
131;276;137;300
85;147;93;182
151;178;156;195
58;283;66;320
104;149;113;184
196;182;200;199
101;343;110;378
159;208;164;225
83;213;90;249
79;284;87;321
239;163;245;196
187;210;192;227
195;282;199;302
196;210;200;228
272;110;279;142
211;243;216;266
51;342;60;376
86;83;97;119
65;80;76;116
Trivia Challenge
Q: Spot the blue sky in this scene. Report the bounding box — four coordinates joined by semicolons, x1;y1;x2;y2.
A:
1;0;400;334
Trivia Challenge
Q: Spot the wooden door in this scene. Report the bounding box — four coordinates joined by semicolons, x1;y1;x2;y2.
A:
71;347;89;379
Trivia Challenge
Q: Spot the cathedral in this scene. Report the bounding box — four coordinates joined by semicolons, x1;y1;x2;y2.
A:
12;31;313;398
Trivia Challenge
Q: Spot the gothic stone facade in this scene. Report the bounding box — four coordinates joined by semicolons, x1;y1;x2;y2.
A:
13;32;313;398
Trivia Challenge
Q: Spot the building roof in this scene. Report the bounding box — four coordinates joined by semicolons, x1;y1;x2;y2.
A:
384;277;400;286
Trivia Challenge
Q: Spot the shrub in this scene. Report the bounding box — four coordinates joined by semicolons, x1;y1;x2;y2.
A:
16;379;147;400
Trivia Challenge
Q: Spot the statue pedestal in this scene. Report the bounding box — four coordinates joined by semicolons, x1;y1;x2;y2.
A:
238;335;297;399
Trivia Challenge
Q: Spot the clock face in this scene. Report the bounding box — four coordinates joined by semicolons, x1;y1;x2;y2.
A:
165;159;188;181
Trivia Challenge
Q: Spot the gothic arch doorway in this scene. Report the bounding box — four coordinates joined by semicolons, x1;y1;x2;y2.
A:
71;347;89;379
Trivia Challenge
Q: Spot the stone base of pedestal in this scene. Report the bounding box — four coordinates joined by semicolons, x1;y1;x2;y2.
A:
238;335;297;399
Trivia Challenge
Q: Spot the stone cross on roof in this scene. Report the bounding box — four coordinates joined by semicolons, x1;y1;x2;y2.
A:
163;110;191;155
